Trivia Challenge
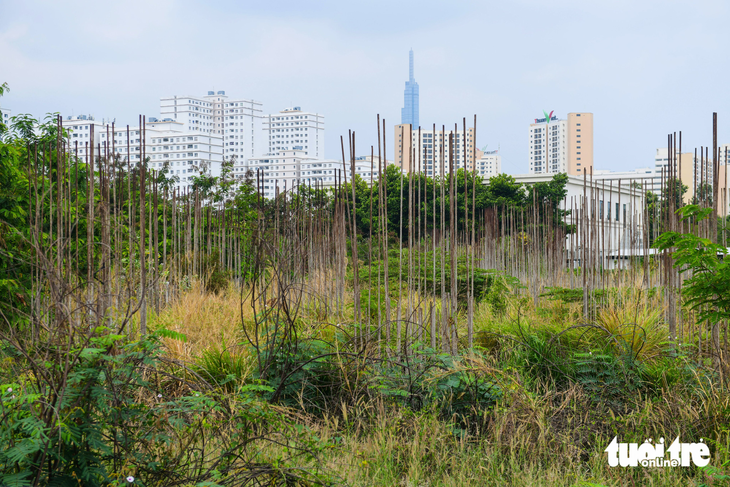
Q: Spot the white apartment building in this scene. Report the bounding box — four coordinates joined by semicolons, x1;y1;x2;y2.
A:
1;107;10;127
239;150;379;200
91;120;223;192
529;112;593;176
474;149;501;178
241;149;336;200
262;107;324;158
160;91;263;163
63;115;108;159
350;155;383;182
529;113;567;174
395;124;476;176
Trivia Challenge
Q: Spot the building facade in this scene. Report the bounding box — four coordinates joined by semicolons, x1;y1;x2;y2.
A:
529;112;566;174
401;49;419;128
1;107;10;129
63;115;109;159
239;150;377;200
515;173;645;268
83;119;224;192
474;149;501;178
394;124;475;176
529;111;592;176
262;107;324;159
567;112;593;176
160;91;262;163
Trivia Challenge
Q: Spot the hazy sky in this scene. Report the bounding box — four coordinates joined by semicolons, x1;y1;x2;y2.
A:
1;0;729;174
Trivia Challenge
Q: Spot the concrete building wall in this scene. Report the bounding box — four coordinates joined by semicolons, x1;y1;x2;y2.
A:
394;124;413;171
515;173;646;266
567;112;593;176
63;116;108;159
94;120;223;192
719;163;728;218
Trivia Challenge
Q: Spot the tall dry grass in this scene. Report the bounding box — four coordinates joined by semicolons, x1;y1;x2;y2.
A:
148;281;252;361
142;278;729;486
308;388;719;486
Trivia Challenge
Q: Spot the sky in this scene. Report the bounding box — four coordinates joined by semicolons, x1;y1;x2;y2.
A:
1;0;729;174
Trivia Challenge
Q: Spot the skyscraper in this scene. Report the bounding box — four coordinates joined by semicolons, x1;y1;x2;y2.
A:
401;49;419;128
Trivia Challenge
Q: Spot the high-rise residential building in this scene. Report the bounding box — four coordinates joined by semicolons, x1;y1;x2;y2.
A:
719;145;730;218
474;149;501;178
401;49;419;128
567;113;593;175
91;119;223;192
719;158;729;218
529;111;593;176
394;124;475;176
262;107;324;158
160;91;262;163
62;115;222;192
529;111;566;174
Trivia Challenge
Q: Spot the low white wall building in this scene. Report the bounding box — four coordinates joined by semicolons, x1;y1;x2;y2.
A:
515;173;646;269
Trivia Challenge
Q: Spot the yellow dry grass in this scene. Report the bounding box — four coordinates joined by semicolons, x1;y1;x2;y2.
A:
595;288;669;361
148;281;254;361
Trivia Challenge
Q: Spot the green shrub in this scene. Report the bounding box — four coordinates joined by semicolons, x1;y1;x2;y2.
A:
0;330;330;486
571;350;645;410
370;348;502;435
541;286;609;303
484;273;510;316
359;288;395;323
357;251;518;307
202;248;230;294
195;343;250;392
256;336;336;412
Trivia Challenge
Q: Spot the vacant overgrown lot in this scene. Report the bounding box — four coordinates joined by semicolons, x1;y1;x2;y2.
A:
22;278;727;486
2;111;730;486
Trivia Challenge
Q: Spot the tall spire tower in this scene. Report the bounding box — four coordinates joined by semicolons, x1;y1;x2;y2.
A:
401;49;419;128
